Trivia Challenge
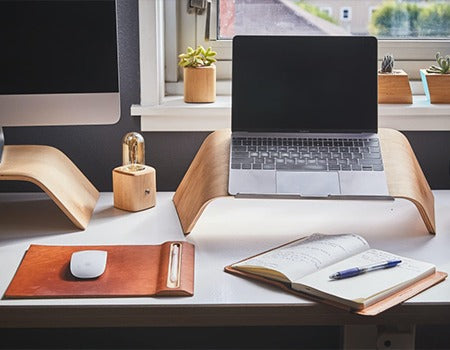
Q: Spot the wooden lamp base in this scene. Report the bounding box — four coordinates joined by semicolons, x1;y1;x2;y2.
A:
112;165;156;212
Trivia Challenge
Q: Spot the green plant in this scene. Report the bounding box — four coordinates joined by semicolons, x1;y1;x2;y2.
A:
369;1;450;38
380;54;394;73
178;45;217;68
426;52;450;74
296;2;337;24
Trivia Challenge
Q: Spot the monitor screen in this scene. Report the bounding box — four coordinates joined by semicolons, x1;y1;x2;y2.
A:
0;0;120;126
232;35;378;133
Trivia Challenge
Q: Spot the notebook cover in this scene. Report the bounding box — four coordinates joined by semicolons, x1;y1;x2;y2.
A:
224;265;447;316
4;242;194;299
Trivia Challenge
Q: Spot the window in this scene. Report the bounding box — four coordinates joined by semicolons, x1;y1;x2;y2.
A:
186;0;450;81
340;7;352;21
133;0;450;132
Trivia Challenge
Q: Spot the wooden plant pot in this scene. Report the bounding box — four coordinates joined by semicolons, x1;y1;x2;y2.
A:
183;65;216;103
420;69;450;104
378;69;412;104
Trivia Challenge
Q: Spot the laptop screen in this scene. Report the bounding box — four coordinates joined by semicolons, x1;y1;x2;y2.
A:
232;36;378;134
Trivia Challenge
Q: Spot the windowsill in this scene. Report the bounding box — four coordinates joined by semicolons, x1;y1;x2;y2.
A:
131;95;450;132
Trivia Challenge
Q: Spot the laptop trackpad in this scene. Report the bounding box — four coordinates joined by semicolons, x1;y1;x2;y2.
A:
276;171;341;196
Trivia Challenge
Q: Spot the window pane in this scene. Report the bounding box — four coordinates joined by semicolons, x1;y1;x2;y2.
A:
218;0;450;39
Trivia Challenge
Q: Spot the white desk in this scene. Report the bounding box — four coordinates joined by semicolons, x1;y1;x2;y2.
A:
0;192;449;332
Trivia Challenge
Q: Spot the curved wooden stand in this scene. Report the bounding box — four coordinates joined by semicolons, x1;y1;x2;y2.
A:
173;128;435;235
0;145;99;230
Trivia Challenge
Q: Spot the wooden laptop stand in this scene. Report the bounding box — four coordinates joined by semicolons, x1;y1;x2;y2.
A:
0;145;99;230
173;128;435;235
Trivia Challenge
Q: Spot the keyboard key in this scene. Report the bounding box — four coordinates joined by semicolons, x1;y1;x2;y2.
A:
373;165;384;171
361;159;382;165
231;164;241;169
232;151;249;158
364;153;381;159
242;164;252;169
233;157;253;164
329;165;341;170
302;164;327;171
263;164;275;170
232;146;246;151
252;164;262;169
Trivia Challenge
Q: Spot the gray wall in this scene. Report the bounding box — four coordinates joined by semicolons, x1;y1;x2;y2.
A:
1;0;449;195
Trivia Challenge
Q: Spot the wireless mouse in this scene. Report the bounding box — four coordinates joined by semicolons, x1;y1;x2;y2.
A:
70;250;107;279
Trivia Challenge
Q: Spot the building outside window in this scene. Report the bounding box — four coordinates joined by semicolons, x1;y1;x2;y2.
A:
186;0;450;81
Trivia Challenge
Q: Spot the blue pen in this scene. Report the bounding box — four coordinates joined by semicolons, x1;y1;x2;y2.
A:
329;259;402;280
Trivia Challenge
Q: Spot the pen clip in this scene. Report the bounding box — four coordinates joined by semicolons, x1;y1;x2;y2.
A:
167;243;181;288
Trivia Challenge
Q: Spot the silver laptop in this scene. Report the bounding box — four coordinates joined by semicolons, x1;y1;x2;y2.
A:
228;35;390;198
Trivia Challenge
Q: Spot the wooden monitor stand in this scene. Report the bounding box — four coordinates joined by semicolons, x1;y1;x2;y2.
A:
173;128;435;235
0;145;99;230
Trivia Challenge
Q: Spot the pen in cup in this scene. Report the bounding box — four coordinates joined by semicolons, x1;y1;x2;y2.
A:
329;259;402;280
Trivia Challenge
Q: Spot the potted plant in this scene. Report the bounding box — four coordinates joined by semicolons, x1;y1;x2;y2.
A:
178;45;217;103
420;52;450;104
378;54;412;104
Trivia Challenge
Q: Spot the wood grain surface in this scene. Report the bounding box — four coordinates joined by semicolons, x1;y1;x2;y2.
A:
0;145;99;229
173;128;435;235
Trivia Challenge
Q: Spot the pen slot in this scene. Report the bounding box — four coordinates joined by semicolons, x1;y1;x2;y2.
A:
166;243;181;288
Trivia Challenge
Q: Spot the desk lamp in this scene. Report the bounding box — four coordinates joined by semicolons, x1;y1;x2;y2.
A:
112;132;156;212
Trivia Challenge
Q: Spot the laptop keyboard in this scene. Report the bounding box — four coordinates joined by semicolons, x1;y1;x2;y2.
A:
231;137;384;171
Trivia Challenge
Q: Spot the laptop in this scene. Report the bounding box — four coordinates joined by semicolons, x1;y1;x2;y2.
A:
228;35;390;198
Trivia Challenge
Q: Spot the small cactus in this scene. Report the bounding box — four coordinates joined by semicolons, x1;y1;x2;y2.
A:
426;52;450;74
380;54;394;73
178;45;217;68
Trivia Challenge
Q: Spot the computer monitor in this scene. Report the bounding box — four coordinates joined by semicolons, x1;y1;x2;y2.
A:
0;0;120;159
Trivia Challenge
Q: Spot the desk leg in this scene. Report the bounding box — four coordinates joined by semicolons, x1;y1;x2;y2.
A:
344;324;415;349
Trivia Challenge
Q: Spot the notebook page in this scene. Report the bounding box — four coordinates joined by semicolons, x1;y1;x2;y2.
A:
294;249;436;306
234;233;370;281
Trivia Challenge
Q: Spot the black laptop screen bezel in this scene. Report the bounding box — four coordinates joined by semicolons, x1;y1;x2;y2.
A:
231;35;378;134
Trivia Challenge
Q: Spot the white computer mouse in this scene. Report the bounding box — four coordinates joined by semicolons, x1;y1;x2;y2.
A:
70;250;108;279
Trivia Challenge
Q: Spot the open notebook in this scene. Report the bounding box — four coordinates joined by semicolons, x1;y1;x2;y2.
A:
225;233;446;315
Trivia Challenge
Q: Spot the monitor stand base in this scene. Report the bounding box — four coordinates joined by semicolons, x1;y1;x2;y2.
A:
0;144;99;229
